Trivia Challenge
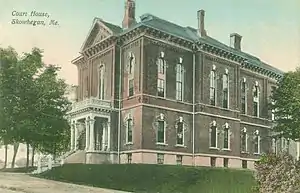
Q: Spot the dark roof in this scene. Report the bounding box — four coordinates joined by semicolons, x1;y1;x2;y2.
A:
105;13;284;75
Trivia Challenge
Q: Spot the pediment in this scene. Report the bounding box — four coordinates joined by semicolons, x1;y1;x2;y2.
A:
80;18;113;51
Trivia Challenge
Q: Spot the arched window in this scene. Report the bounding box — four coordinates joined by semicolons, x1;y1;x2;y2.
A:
253;81;260;117
128;52;135;97
157;52;166;97
98;64;105;100
125;114;133;144
223;123;230;149
241;78;247;114
210;120;217;148
254;130;260;154
241;127;248;152
222;69;229;108
176;57;184;101
210;65;217;106
175;116;185;146
156;113;166;144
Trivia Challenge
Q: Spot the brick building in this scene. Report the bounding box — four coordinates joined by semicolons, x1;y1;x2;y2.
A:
66;0;283;169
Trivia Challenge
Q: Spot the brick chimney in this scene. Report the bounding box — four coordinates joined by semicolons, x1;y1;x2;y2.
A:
197;9;207;37
230;33;242;51
122;0;137;29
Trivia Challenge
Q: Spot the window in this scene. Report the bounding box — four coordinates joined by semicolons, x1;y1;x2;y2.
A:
223;123;230;149
128;79;134;97
176;117;184;145
156;114;166;144
210;157;216;167
157;56;165;74
254;130;260;154
222;71;229;109
98;64;105;100
241;78;247;114
253;82;260;117
210;67;217;105
210;121;217;148
271;101;275;121
128;52;135;74
272;138;277;154
126;118;133;143
157;79;165;97
127;153;132;164
157;153;164;164
241;128;248;152
242;160;247;169
176;58;184;101
176;155;183;165
223;158;229;168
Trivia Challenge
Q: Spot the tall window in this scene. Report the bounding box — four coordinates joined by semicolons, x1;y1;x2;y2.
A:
241;127;248;152
272;138;277;154
223;123;230;149
98;64;105;100
128;79;134;97
210;66;217;106
254;130;260;154
210;121;217;148
126;117;133;143
176;58;184;101
222;70;229;109
253;82;260;117
241;78;247;114
156;113;166;144
157;52;166;97
128;52;135;97
176;117;184;145
271;101;275;121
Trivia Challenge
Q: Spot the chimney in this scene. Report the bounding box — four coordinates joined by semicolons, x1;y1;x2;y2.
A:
197;9;207;37
122;0;137;29
230;33;242;51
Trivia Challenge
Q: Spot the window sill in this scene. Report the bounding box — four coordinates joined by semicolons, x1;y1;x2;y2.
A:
156;143;168;146
175;144;186;148
209;147;219;150
222;148;231;151
156;96;166;100
125;142;133;145
254;153;260;156
241;151;249;154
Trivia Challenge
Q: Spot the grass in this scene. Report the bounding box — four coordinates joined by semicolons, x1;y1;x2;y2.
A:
36;164;256;193
0;166;37;173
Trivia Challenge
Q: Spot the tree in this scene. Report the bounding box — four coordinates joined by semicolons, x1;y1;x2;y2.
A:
270;68;300;141
0;47;71;167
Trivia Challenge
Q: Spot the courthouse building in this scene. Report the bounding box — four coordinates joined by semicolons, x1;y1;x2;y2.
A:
65;0;284;169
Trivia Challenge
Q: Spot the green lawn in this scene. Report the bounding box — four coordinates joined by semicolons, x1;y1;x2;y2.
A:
36;164;256;193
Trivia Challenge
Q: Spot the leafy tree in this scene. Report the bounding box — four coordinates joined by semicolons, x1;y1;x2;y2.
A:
270;68;300;141
0;47;71;167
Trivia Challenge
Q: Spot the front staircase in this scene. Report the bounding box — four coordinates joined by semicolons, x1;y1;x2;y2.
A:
64;150;86;164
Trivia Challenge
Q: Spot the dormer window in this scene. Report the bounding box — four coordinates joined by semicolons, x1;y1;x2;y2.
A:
253;81;260;117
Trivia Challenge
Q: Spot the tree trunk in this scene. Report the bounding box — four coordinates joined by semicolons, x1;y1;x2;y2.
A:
4;144;8;168
31;146;35;167
26;143;30;169
11;143;19;168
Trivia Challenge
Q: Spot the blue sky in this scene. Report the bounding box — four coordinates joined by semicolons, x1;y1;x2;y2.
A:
0;0;299;84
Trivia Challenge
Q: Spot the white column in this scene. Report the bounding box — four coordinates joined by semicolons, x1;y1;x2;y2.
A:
85;118;90;151
89;118;95;151
74;122;78;150
70;124;75;150
107;120;111;151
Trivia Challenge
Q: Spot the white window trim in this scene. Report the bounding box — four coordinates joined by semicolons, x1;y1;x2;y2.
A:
127;52;135;75
222;122;230;150
97;63;105;100
254;130;260;155
209;120;218;149
223;70;229;108
210;66;217;106
241;127;248;152
156;113;167;145
175;116;186;147
241;78;247;114
271;101;275;121
253;81;260;117
125;114;133;144
157;52;166;98
176;58;184;101
272;138;276;153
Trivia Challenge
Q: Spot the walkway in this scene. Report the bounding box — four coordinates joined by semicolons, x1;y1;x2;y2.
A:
0;172;130;193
